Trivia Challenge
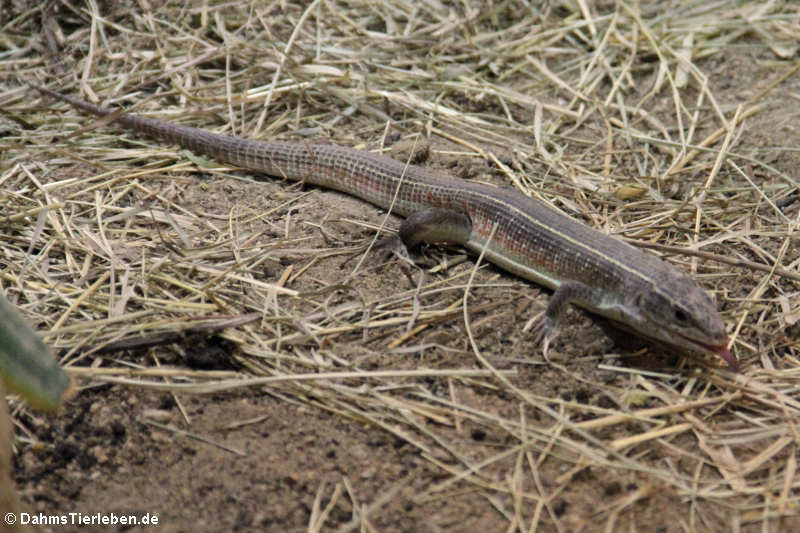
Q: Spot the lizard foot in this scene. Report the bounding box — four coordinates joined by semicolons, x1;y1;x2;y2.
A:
525;311;557;361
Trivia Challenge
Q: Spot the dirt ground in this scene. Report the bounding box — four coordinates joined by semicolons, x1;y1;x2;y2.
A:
1;1;799;532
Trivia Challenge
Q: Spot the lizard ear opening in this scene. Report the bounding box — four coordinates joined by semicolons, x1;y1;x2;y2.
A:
633;290;673;322
633;291;646;308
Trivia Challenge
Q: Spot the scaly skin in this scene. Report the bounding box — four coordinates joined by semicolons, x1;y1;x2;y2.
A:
29;84;737;371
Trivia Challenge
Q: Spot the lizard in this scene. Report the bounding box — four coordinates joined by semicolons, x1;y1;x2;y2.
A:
28;84;738;371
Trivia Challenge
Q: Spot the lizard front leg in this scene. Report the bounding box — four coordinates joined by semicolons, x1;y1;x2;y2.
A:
528;280;603;358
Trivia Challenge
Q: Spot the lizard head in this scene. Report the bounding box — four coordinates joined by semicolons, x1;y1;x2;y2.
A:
630;275;738;371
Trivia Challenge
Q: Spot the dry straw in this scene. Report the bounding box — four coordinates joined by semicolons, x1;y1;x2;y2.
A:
1;0;799;530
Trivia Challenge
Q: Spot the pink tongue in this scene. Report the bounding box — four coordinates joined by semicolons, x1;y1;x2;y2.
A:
715;346;740;372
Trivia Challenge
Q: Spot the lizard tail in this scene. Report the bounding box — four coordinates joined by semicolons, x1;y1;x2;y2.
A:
29;83;114;117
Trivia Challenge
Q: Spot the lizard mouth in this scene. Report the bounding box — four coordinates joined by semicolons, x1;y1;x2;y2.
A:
610;320;740;372
707;344;739;373
683;336;739;372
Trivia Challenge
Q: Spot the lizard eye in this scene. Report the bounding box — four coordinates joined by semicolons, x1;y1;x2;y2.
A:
673;307;688;323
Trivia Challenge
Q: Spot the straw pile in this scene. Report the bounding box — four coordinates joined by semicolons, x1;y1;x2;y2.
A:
1;1;798;530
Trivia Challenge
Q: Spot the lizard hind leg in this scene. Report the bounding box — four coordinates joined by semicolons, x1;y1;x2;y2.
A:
397;208;472;249
376;207;473;267
344;207;473;270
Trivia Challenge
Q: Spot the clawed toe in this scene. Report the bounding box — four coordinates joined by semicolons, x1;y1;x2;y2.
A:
526;311;556;361
372;234;418;267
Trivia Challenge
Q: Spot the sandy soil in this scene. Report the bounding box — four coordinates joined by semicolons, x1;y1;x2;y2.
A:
2;1;799;532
